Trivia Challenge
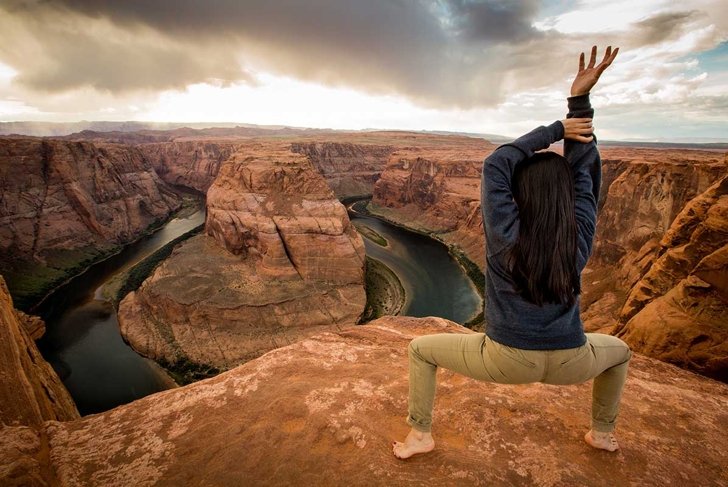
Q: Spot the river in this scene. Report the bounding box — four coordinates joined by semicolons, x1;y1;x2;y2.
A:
36;199;206;415
35;196;481;415
347;199;481;324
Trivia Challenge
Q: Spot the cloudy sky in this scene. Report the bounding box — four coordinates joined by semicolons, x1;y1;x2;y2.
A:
0;0;726;141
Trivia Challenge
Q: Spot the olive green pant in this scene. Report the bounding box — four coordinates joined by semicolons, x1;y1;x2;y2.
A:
406;332;632;433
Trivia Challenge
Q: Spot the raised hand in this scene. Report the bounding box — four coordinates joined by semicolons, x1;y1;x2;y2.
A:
570;46;619;97
561;117;593;143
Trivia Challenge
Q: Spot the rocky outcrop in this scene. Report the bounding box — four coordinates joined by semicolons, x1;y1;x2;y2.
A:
0;275;78;427
291;141;393;198
370;134;493;270
0;137;182;309
138;141;240;193
118;144;366;370
579;148;726;333
3;316;727;486
611;174;728;381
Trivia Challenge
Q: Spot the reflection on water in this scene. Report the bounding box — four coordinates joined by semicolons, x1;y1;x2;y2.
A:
349;203;482;324
37;201;206;415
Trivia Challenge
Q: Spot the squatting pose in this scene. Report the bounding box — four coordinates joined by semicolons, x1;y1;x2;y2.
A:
393;46;632;459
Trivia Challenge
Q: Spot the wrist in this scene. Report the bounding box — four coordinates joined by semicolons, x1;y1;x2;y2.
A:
567;93;592;114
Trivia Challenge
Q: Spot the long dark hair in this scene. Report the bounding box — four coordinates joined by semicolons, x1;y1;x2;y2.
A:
507;151;580;307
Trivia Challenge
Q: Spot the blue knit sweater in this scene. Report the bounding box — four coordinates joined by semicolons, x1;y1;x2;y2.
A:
480;94;600;350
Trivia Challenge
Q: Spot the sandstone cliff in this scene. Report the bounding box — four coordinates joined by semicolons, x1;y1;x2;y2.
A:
611;174;728;381
118;144;366;370
138;141;240;193
0;275;78;427
291;141;393;198
580;148;726;333
2;316;726;486
0;137;182;309
370;134;492;271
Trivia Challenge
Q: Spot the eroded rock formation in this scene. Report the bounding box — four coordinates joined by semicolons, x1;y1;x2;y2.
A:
0;137;182;309
370;134;492;270
0;275;78;427
118;144;366;370
138;141;240;193
611;174;728;381
291;141;393;198
2;316;727;486
580;148;726;333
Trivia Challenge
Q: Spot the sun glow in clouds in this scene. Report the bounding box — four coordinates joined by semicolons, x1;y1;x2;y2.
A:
141;73;518;135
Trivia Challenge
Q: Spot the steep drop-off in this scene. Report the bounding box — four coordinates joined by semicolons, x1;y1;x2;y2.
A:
138;141;240;193
0;275;78;427
0;137;182;309
118;144;366;370
2;316;727;486
370;134;492;271
291;141;393;198
611;174;728;381
580;148;726;333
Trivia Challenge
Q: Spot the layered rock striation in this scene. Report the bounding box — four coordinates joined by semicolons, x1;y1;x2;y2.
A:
3;316;727;486
118;144;366;370
138;141;240;193
0;137;182;309
291;141;393;198
370;134;493;271
612;174;728;381
0;275;78;428
579;148;726;333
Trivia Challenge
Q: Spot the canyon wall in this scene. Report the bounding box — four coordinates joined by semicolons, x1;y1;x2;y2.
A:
118;144;366;370
611;174;728;381
138;141;241;193
0;137;182;309
291;141;393;198
580;148;726;333
2;316;727;486
0;275;78;427
370;134;492;271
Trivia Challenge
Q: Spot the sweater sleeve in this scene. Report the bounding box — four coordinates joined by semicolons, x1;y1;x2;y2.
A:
564;94;601;270
481;120;564;258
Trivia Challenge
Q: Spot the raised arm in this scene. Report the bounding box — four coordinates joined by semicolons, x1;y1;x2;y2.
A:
564;46;618;268
480;121;563;257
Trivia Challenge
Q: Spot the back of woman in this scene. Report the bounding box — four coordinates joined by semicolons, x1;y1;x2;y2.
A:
393;46;633;460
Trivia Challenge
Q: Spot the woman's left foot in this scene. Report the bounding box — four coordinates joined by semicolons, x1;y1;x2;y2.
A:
392;428;435;459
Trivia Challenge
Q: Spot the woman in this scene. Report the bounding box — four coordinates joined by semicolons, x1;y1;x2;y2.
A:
392;46;631;460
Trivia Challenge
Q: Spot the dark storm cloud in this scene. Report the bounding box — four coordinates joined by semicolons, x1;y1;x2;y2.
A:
634;11;697;45
0;0;551;106
0;1;717;109
443;0;542;42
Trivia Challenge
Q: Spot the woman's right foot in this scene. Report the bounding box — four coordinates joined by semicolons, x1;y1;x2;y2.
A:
392;428;435;459
584;429;620;451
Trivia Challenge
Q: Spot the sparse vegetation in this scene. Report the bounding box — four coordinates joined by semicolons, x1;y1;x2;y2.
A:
353;222;388;246
360;256;405;323
156;355;221;385
365;199;486;329
114;223;204;306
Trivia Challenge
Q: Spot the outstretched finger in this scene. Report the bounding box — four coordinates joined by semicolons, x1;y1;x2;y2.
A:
609;47;619;63
587;45;597;68
579;52;585;72
601;46;612;64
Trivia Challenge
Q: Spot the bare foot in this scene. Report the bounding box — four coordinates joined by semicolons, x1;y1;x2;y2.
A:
392;428;435;459
584;429;620;452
